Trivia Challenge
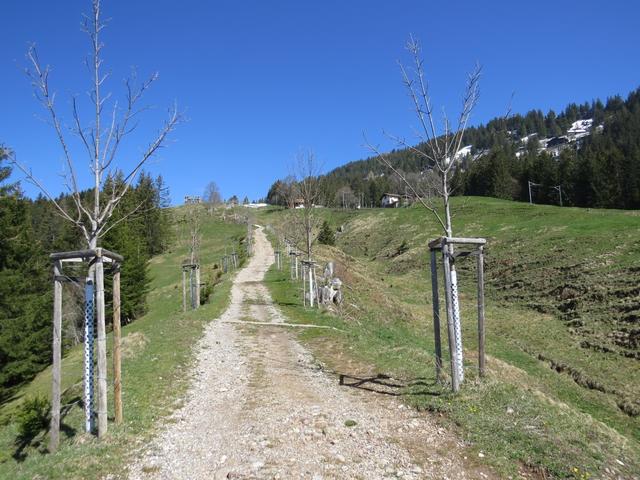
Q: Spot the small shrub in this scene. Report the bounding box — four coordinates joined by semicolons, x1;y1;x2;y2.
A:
396;239;409;256
15;396;50;445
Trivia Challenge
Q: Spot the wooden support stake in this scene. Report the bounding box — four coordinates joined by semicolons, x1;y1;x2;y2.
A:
430;250;443;380
477;246;486;377
50;260;63;452
195;266;201;307
182;269;187;312
95;255;108;437
442;248;460;392
189;268;195;309
113;268;123;424
309;265;314;307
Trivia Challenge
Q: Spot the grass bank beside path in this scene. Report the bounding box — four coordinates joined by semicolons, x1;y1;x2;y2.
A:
259;198;640;479
0;209;245;479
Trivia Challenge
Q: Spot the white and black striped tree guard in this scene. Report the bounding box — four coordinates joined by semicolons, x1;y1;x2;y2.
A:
84;278;95;433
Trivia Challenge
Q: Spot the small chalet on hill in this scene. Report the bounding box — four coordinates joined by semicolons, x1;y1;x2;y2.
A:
380;193;412;208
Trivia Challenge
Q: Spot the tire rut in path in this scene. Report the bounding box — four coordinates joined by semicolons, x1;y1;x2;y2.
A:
127;226;491;480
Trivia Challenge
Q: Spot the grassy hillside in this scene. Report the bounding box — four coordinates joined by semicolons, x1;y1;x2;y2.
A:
259;197;640;479
0;209;246;479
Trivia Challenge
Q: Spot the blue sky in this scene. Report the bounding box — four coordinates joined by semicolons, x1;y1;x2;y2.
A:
2;0;639;204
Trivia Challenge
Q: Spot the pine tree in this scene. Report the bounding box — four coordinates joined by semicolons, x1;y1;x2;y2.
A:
317;220;335;246
0;149;51;400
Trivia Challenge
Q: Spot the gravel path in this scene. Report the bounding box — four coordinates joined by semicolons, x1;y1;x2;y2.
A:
127;226;490;480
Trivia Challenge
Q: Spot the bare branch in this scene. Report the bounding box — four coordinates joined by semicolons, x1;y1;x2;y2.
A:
369;36;482;236
98;105;181;227
97;198;149;238
9;153;90;243
363;135;447;233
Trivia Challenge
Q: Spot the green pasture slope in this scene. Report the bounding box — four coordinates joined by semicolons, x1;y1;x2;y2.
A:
259;197;640;479
0;209;246;479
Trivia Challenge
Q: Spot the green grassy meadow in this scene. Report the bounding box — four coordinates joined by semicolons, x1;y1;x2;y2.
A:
0;208;246;479
1;198;637;479
259;198;640;479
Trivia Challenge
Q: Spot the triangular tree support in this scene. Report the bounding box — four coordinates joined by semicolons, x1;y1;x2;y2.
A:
50;248;123;452
181;263;201;311
428;237;486;392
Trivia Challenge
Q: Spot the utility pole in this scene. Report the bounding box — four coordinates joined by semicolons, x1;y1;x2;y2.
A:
552;185;563;206
528;180;540;205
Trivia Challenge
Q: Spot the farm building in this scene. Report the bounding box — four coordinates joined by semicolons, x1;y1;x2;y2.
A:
380;193;412;208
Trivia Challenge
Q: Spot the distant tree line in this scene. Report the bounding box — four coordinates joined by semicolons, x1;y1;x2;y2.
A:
266;87;640;210
0;147;170;402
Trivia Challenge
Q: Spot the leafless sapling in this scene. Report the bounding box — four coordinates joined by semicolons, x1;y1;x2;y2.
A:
284;150;324;262
365;36;481;388
10;0;181;439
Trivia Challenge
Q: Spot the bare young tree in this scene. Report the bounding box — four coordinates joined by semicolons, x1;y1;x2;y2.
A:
365;35;480;238
365;36;482;390
203;181;222;214
284;150;323;261
335;185;357;209
11;0;181;250
9;0;181;442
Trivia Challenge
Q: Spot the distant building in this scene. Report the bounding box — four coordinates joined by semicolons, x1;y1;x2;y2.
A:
184;195;202;204
380;193;412;208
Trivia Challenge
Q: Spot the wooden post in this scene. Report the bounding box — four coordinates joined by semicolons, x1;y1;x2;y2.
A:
189;267;196;309
95;253;108;437
430;250;443;380
113;267;123;424
182;268;187;312
195;265;201;307
441;248;460;392
50;260;63;452
308;264;314;307
477;246;486;377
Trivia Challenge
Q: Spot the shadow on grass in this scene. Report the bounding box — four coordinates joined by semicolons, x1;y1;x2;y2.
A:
12;396;80;462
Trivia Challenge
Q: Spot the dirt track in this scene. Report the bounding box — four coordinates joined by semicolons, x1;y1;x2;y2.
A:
127;226;490;479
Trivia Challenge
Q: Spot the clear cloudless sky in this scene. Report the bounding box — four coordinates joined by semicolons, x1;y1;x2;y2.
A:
1;0;639;204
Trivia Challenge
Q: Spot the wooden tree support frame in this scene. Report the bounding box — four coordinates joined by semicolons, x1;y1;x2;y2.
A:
289;252;300;280
50;248;123;452
428;237;486;392
181;263;201;311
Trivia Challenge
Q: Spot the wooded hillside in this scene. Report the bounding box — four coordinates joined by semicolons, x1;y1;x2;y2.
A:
267;87;640;210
